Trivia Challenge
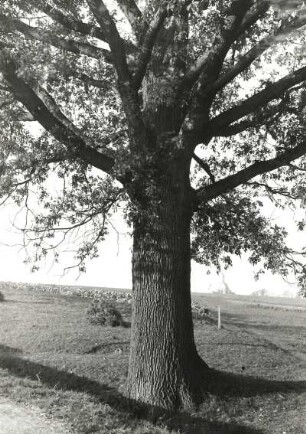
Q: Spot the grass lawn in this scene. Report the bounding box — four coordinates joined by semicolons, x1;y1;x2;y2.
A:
1;284;306;433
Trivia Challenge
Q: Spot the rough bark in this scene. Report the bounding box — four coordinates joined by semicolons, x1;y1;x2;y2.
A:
126;159;209;410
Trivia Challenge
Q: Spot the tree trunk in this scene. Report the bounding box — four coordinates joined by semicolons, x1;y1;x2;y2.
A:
126;168;209;410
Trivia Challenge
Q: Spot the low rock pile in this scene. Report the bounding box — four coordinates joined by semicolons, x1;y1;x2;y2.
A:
0;281;132;300
97;291;132;304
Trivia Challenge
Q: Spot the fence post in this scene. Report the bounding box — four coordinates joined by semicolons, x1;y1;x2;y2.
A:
218;305;221;329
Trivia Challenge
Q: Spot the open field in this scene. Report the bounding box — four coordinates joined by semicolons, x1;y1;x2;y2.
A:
1;283;306;433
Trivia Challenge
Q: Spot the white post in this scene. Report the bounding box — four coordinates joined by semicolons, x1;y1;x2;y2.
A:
218;305;221;329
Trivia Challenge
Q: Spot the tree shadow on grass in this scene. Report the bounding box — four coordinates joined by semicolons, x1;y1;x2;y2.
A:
206;368;306;398
0;344;265;434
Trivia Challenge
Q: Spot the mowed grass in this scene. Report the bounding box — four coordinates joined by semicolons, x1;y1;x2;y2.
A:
1;285;306;433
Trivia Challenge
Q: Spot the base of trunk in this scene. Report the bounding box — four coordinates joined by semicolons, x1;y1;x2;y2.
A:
173;352;210;410
127;349;210;411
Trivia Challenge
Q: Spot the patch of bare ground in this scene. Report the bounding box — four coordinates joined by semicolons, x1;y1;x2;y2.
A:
0;397;72;434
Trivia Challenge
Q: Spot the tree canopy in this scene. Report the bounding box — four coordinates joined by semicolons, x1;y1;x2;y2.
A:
1;0;306;291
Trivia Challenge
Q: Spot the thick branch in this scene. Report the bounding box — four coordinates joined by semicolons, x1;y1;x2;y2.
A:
183;0;253;89
29;1;136;54
197;139;306;203
209;65;306;132
131;9;168;89
27;1;107;42
0;49;115;175
0;13;112;62
86;0;130;80
217;118;261;136
212;12;306;96
216;98;291;136
117;0;146;42
31;83;85;137
193;153;216;183
86;1;146;152
64;69;109;90
181;0;254;138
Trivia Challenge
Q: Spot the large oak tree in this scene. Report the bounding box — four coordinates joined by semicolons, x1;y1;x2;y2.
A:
1;0;306;410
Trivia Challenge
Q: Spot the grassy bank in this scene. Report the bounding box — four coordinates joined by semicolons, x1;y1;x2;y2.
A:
1;284;306;433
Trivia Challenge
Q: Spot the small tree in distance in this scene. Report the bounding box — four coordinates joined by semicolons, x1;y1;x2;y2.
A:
2;0;306;409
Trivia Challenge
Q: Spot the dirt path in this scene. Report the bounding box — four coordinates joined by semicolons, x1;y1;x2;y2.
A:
0;397;72;434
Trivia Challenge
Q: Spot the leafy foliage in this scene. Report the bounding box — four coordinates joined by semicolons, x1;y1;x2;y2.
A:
192;193;289;271
1;0;306;293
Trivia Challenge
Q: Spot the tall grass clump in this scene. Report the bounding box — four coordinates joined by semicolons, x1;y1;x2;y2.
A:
86;299;130;327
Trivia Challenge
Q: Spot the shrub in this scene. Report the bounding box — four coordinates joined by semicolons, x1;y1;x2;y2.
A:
86;299;129;327
191;302;212;321
0;291;5;302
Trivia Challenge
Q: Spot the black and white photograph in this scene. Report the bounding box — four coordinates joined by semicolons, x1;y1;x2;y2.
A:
1;1;306;432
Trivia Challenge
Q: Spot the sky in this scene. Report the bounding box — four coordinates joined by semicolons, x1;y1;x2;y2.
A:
0;199;303;297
